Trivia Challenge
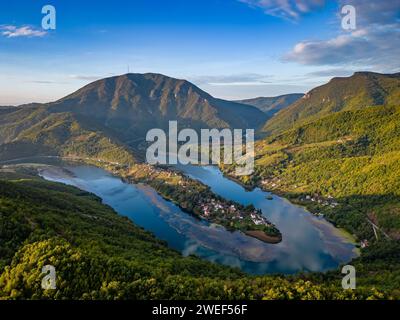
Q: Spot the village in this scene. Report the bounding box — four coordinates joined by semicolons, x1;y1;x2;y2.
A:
260;177;340;217
198;197;274;229
296;194;340;218
124;163;382;250
118;163;280;240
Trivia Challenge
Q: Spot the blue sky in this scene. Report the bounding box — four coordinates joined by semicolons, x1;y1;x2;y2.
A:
0;0;399;105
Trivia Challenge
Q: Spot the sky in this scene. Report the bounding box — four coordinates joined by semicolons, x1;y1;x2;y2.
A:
0;0;399;105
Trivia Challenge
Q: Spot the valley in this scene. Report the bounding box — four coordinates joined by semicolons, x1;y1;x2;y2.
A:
1;155;282;243
1;160;358;273
1;71;399;300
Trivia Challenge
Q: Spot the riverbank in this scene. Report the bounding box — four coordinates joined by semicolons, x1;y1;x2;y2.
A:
118;164;282;244
218;167;359;246
245;230;282;244
0;156;282;245
2;159;360;274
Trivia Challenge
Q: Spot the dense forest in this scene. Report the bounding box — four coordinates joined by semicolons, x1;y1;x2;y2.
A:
0;169;399;300
219;81;400;300
224;104;400;239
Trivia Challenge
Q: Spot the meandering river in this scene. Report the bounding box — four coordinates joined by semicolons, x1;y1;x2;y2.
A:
35;161;358;274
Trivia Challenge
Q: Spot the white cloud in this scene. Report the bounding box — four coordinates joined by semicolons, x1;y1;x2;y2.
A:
284;1;400;71
68;74;104;81
285;25;400;71
189;73;272;86
1;25;47;38
340;0;400;25
306;68;356;78
239;0;325;20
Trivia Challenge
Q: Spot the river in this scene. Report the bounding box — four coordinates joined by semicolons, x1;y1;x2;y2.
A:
34;161;358;275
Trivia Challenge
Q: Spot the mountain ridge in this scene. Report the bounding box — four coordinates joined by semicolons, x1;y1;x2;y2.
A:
235;93;303;117
47;73;267;139
0;73;267;164
262;72;400;135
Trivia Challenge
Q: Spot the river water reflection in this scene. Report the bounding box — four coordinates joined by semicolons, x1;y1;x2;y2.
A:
38;162;358;274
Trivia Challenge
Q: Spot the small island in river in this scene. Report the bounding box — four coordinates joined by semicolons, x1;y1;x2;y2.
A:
109;162;282;244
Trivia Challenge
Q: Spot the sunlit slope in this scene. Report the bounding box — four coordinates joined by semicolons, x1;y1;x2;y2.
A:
263;72;400;135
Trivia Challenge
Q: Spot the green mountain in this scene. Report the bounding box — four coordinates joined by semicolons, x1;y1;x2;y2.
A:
0;105;137;164
222;73;400;272
226;104;400;241
235;94;303;117
220;100;400;300
262;72;400;135
48;73;267;139
0;73;266;163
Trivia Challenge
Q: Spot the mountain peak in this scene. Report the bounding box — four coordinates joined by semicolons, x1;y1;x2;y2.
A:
46;72;266;139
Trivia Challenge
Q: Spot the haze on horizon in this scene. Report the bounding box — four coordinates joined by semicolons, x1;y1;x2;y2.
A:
0;0;399;105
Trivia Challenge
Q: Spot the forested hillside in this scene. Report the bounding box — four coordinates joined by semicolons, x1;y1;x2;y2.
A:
49;73;266;138
263;72;400;135
225;102;400;237
219;78;400;297
0;106;137;164
0;73;267;166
